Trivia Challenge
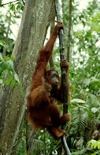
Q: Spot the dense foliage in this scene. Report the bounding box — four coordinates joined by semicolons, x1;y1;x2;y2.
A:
0;1;24;95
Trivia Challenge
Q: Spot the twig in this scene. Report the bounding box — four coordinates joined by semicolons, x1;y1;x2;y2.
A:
0;0;19;6
22;0;25;5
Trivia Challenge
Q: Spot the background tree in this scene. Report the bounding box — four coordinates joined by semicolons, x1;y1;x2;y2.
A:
0;0;53;154
66;0;100;154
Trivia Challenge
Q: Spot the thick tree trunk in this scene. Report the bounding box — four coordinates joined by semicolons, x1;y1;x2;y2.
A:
0;0;52;154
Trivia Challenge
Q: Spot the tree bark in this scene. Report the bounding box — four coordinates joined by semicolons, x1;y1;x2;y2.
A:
0;0;52;154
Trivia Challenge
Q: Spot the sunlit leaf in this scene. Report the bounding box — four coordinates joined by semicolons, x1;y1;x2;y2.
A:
71;98;85;104
5;74;13;85
91;107;98;113
10;79;16;89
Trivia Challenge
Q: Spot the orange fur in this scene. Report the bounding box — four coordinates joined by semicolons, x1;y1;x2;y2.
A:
27;22;70;139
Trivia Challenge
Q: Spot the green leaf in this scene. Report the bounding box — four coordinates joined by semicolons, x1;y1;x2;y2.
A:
5;56;10;61
11;55;15;61
5;74;13;85
0;53;4;61
10;4;15;11
14;72;20;83
0;62;7;76
0;40;4;46
5;60;14;71
10;79;16;89
71;98;85;104
88;139;100;149
91;107;98;113
63;14;69;21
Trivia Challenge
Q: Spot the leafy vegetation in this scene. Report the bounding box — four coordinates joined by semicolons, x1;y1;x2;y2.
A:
0;1;24;95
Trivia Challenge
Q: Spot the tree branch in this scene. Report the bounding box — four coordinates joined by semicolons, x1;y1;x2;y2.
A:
0;0;19;6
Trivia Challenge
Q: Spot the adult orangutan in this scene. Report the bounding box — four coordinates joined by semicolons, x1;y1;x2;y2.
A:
27;22;70;139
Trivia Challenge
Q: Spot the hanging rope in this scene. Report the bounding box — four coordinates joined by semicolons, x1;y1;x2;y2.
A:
54;0;71;154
